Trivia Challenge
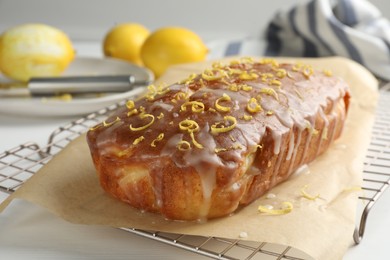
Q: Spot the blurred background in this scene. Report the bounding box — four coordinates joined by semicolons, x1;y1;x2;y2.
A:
1;0;388;47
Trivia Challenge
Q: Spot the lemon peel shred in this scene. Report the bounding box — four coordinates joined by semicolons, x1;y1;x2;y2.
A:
212;61;225;69
146;83;170;101
214;147;227;153
190;132;203;149
260;88;279;100
239;71;259;80
240;57;255;63
103;116;121;127
227;68;243;76
269;79;282;87
179;73;197;85
129;113;155;131
179;119;203;149
240;114;253;121
89;124;102;131
241;84;253;91
151;133;164;147
275;68;287;78
133;136;145;145
259;58;279;67
181;101;205;113
215;93;232;112
179;119;200;133
300;185;320;200
171;92;189;103
127;109;138;117
177;140;191;151
247;98;262;113
228;83;240;92
211;116;237;134
323;69;332;77
157;112;164;119
258;202;293;215
126;100;135;110
202;69;227;81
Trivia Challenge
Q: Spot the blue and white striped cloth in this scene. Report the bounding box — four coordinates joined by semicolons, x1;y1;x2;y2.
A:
208;0;390;81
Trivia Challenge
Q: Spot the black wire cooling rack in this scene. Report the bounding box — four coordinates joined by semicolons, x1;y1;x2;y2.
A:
1;86;389;259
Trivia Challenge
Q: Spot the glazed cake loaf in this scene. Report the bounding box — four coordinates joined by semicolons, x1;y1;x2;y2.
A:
87;58;350;221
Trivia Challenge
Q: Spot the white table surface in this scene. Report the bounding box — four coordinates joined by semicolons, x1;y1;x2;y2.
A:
1;41;390;260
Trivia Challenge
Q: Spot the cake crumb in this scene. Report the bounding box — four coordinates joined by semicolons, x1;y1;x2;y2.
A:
239;231;248;238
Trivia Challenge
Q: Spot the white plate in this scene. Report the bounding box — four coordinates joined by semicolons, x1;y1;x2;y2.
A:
0;57;154;117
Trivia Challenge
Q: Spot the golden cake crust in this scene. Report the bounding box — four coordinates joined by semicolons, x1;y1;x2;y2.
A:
87;58;350;220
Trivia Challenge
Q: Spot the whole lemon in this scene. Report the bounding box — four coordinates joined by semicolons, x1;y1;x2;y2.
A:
0;24;75;82
103;23;150;66
141;27;208;77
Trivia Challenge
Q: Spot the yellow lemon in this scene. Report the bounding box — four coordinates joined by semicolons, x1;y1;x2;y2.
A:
103;23;150;66
141;27;208;77
0;24;75;82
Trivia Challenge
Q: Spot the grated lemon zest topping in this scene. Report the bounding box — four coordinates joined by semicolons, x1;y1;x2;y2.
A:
181;101;205;113
133;136;145;145
269;79;282;87
241;84;253;91
202;69;227;81
275;68;287;78
127;108;138;117
157;112;164;119
179;119;200;133
179;119;203;149
214;147;227;153
259;58;279;67
129;113;155;131
212;61;225;69
292;62;303;72
177;140;191;151
228;83;240;92
211;116;237;134
240;57;254;63
260;88;279;100
240;114;253;121
302;66;314;78
126;100;135;110
300;185;320;200
239;71;259;80
146;83;170;101
179;73;197;85
258;201;293;215
172;92;189;102
89;124;102;131
190;132;204;149
227;68;243;76
103;116;121;127
323;69;332;77
247;98;262;113
215;93;232;112
151;133;164;147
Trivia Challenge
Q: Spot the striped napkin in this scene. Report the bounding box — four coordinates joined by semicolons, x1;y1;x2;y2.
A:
208;0;390;81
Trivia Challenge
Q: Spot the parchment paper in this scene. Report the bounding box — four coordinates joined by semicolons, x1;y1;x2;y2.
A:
0;57;378;260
